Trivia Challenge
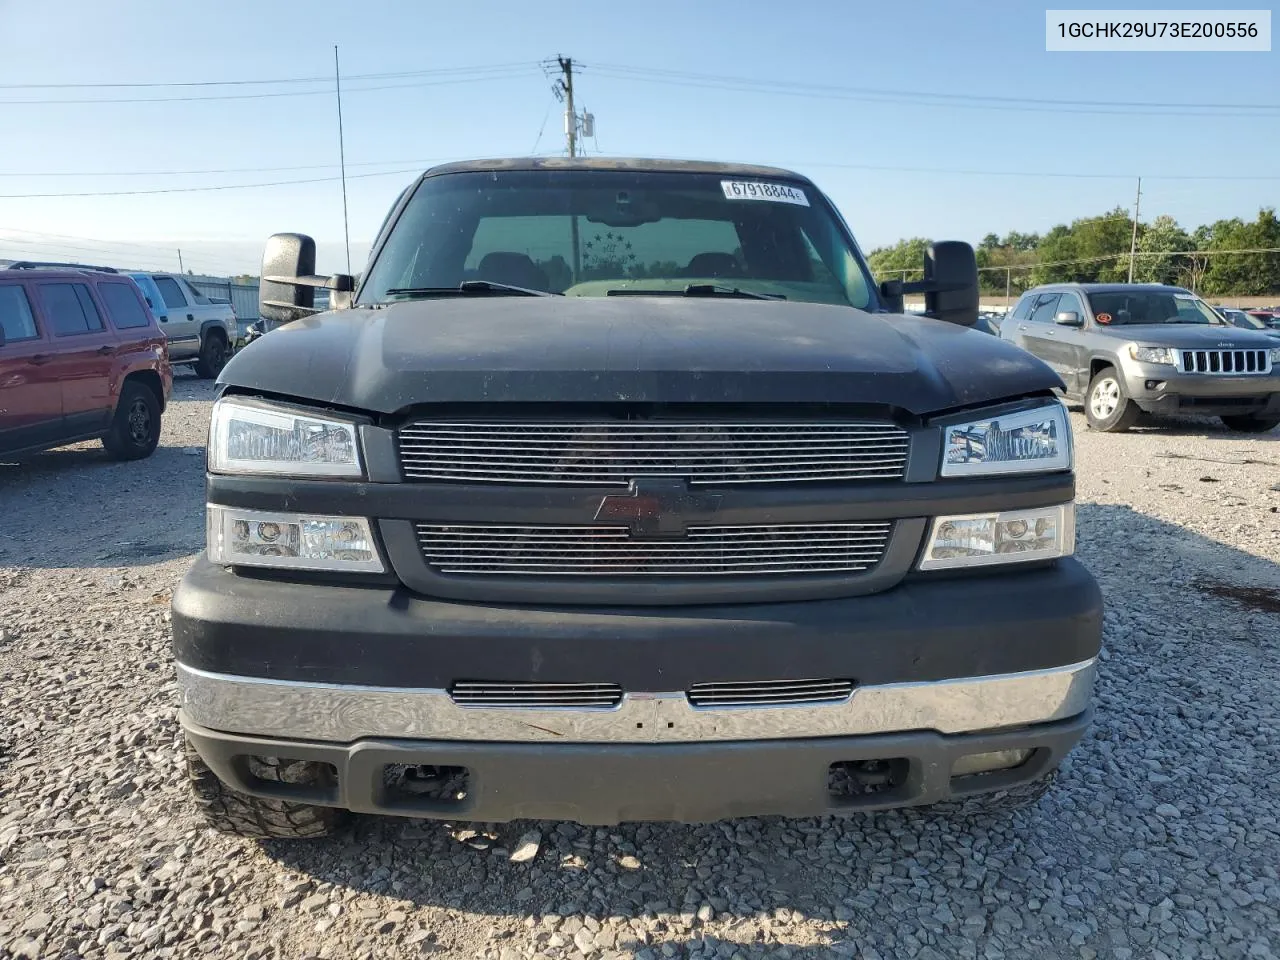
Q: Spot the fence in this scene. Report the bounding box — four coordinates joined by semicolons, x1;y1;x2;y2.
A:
187;277;260;323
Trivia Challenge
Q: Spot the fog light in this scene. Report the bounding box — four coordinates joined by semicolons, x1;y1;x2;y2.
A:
207;506;384;572
952;749;1032;777
919;504;1074;570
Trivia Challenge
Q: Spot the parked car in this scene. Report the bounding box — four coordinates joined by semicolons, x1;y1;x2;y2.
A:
1218;306;1280;339
127;272;236;378
1002;283;1280;433
173;157;1100;838
1247;309;1280;329
0;267;172;460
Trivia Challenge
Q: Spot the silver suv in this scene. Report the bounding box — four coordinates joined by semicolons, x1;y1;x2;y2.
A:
1002;283;1280;433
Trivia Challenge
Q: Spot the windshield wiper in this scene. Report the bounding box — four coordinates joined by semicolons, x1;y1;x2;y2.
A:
606;283;785;301
384;280;559;299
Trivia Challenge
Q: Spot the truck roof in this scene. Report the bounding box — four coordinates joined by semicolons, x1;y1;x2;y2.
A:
1032;282;1194;295
421;156;812;183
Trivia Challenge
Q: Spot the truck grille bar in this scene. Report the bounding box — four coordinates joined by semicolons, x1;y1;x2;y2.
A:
1178;349;1271;375
397;421;911;485
687;678;855;707
449;681;623;708
416;522;893;577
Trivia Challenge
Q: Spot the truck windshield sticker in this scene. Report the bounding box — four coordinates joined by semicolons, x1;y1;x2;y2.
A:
720;181;810;206
1096;312;1112;324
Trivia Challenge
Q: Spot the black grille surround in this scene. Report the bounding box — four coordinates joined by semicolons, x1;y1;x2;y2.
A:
396;420;912;485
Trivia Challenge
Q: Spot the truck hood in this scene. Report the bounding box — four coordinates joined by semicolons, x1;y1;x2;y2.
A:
220;297;1060;417
1097;324;1280;348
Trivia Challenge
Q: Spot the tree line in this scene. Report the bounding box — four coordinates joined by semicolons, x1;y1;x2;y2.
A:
866;207;1280;297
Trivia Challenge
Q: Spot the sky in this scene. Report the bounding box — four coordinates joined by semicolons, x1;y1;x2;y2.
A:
0;0;1276;278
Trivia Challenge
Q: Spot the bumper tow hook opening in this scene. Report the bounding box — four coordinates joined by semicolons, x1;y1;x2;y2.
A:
828;758;909;800
383;764;470;806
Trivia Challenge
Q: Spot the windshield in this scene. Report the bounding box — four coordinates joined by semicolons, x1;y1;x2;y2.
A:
359;170;875;308
1085;289;1224;326
1225;310;1265;329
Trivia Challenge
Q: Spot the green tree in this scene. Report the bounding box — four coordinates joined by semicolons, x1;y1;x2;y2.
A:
866;237;931;283
1201;208;1280;296
1133;215;1191;285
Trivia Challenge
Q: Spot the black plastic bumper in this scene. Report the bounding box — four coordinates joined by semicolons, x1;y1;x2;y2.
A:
172;557;1103;690
183;710;1090;825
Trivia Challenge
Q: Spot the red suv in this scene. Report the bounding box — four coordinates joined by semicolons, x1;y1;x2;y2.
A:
0;267;172;461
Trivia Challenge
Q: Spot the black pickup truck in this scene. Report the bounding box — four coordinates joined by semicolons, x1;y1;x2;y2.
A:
173;158;1101;837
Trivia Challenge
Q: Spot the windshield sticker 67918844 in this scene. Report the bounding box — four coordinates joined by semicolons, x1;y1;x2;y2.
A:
721;181;810;206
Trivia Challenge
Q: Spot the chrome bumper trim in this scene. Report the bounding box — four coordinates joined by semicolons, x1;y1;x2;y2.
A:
177;659;1096;745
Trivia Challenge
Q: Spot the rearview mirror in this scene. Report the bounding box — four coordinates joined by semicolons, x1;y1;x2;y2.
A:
260;233;356;322
922;241;979;327
876;241;979;325
1054;311;1082;327
260;233;317;325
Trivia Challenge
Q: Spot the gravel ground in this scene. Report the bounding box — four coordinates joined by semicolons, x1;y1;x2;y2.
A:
1;378;1278;960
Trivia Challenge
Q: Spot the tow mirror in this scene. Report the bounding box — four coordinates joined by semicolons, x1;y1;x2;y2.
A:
259;234;357;323
877;241;979;326
1055;311;1083;327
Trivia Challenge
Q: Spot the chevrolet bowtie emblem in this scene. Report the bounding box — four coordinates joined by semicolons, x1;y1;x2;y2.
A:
595;479;723;539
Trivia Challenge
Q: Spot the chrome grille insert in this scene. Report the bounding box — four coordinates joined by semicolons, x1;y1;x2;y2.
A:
688;678;855;707
1178;349;1271;375
397;421;911;485
416;522;893;577
449;681;622;708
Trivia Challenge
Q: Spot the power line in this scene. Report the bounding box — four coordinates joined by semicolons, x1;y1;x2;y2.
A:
0;167;423;200
0;62;541;90
582;62;1280;118
0;67;541;106
0;157;467;178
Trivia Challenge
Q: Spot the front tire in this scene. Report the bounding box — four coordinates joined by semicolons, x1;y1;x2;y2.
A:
1220;414;1280;433
1084;368;1140;432
184;737;347;839
102;381;161;460
193;331;229;379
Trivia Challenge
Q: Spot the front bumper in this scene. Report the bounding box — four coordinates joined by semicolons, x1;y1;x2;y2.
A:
1122;364;1280;416
181;709;1091;824
174;557;1101;822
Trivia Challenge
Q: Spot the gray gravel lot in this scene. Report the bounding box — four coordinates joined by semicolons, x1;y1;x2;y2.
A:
1;377;1278;960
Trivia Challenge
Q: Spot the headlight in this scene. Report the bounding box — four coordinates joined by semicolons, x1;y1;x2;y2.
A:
941;402;1071;477
207;506;384;572
1129;345;1176;365
209;396;363;478
919;504;1074;570
1271;347;1280;363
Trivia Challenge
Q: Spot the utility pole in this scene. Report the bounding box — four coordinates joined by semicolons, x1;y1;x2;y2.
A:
177;248;185;274
335;45;352;274
1005;266;1011;307
551;55;582;278
1127;176;1142;283
557;56;577;157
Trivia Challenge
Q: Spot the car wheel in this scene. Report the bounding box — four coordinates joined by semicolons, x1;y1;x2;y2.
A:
102;381;161;460
194;331;229;379
184;737;347;839
1220;414;1280;433
1084;368;1140;432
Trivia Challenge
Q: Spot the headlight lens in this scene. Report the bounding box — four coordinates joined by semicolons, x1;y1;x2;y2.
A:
209;397;363;478
1270;347;1280;363
207;506;384;572
1129;345;1176;365
919;504;1074;570
941;402;1071;477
